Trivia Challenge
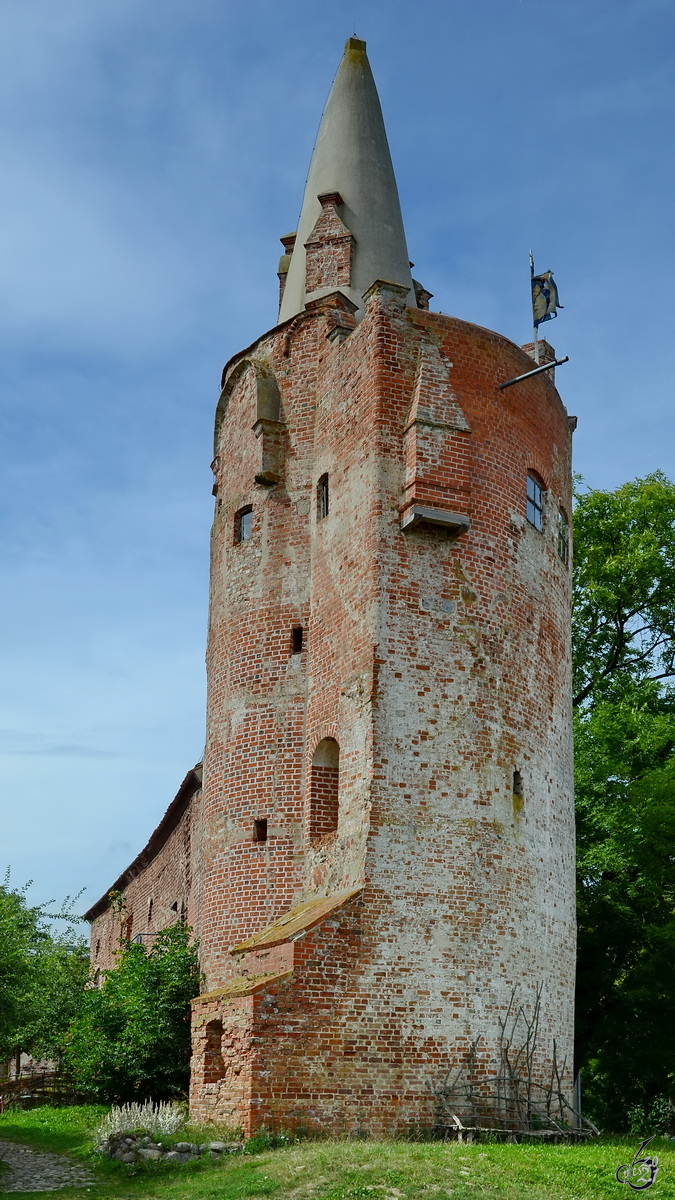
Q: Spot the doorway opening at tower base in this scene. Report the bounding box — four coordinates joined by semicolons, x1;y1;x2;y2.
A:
309;738;340;841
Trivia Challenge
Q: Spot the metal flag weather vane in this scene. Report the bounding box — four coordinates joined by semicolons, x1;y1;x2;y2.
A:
497;253;569;391
530;250;563;364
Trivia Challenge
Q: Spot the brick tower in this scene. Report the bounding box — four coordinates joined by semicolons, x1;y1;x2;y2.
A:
189;38;576;1136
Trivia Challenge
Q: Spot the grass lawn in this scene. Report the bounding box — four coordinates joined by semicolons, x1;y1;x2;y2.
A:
0;1106;673;1200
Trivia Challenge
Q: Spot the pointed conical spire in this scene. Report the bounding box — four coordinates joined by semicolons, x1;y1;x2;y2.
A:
278;38;415;323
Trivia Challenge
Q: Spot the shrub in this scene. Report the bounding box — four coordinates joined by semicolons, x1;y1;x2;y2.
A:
627;1095;671;1137
64;922;201;1102
95;1100;186;1141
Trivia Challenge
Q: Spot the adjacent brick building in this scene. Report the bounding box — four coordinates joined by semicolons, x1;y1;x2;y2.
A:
87;37;576;1137
86;766;202;974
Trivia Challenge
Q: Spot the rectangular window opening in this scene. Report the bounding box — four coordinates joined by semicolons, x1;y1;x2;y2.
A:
513;770;524;797
291;626;304;653
317;474;329;520
557;511;569;564
526;474;544;531
254;818;268;843
236;507;253;543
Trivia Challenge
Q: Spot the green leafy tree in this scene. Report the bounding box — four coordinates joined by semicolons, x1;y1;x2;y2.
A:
573;473;675;1129
574;686;675;1127
573;471;675;708
15;932;90;1064
63;922;201;1102
0;872;86;1064
0;875;46;1061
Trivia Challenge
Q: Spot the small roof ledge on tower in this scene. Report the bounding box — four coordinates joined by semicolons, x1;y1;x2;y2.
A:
401;506;470;536
279;38;415;323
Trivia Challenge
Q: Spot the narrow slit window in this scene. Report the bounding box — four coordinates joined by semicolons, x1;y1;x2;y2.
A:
236;506;253;543
526;475;544;531
317;474;329;520
291;626;304;654
254;818;268;843
513;770;524;797
557;511;569;564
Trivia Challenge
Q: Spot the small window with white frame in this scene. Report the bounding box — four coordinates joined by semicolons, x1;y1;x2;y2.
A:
557;509;569;564
235;506;253;543
526;474;544;531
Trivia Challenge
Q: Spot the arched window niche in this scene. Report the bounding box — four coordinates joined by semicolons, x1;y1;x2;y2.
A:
309;738;340;841
204;1019;226;1084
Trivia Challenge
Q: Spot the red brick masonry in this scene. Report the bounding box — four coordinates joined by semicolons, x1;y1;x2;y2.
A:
187;276;575;1134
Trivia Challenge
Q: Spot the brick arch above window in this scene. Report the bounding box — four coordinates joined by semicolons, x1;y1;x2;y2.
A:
307;723;339;763
526;466;548;491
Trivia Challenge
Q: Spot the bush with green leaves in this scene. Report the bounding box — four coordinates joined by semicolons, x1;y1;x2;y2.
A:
64;922;201;1102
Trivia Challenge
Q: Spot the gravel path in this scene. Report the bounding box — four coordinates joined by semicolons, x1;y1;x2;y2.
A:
0;1141;95;1192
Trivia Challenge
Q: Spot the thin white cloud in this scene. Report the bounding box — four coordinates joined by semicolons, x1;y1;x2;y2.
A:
0;728;121;759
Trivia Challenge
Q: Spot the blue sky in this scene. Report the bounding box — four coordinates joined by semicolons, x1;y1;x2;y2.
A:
1;0;674;920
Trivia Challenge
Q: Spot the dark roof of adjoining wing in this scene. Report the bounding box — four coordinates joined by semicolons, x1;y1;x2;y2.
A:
83;763;202;922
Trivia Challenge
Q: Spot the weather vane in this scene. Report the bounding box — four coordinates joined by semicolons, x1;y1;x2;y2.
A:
529;250;563;364
498;252;569;391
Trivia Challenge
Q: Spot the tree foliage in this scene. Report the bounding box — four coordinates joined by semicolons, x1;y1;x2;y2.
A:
0;875;45;1060
575;686;675;1126
573;473;675;1129
63;922;201;1102
0;872;87;1063
573;472;675;709
15;933;90;1064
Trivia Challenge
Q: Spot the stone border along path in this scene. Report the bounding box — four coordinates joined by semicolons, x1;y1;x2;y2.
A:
0;1141;96;1192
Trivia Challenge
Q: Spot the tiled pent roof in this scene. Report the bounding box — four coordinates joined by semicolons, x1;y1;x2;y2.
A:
229;887;362;955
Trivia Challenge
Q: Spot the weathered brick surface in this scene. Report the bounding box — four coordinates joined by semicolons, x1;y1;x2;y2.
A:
189;278;576;1134
304;194;354;296
309;763;340;840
